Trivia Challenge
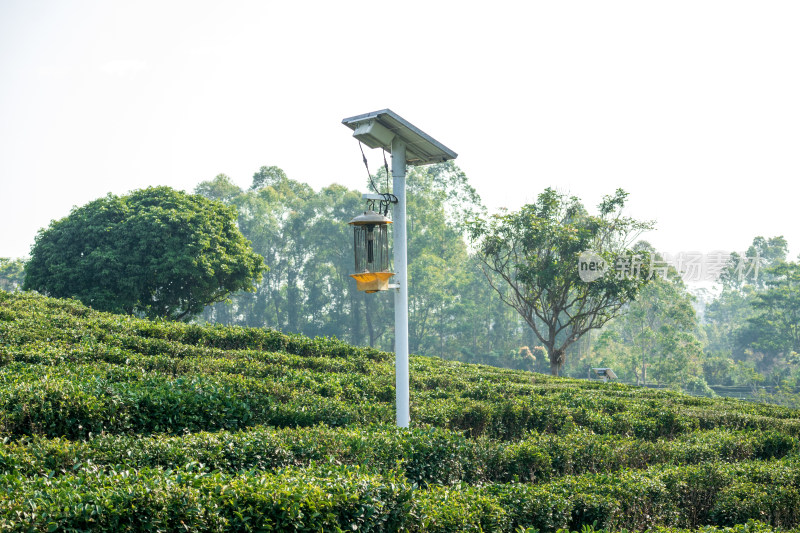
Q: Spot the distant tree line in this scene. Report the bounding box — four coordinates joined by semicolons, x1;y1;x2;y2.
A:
5;164;799;399
193;162;543;372
592;235;800;403
191;166;800;397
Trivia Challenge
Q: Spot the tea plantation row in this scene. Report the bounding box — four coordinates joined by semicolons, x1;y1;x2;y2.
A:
3;456;800;531
2;291;800;532
1;425;795;487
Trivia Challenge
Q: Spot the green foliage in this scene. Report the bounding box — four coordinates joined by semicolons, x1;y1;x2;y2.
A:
194;163;537;369
2;291;800;531
594;256;704;389
0;464;411;532
737;262;800;362
23;186;265;320
702;236;800;400
197;167;372;346
719;236;789;291
189;165;799;405
0;258;25;293
5;423;794;490
470;187;655;376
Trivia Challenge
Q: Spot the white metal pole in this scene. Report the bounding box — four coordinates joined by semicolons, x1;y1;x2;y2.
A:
391;138;409;428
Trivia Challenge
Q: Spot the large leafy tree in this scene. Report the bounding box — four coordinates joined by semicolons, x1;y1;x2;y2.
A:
470;188;654;375
405;162;485;358
24;186;265;320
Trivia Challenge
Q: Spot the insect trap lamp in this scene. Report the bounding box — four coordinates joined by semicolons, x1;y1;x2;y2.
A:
348;209;394;293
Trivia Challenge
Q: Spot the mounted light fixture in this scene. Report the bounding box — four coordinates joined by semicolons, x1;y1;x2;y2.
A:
352;120;396;151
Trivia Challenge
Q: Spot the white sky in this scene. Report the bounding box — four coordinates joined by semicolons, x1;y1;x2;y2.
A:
2;1;799;263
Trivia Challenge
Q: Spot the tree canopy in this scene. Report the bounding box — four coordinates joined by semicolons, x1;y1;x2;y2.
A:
184;165;800;402
193;162;535;366
593;244;704;389
736;261;800;367
470;188;655;375
23;186;265;320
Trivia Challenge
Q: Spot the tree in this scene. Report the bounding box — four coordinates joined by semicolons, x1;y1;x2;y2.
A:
24;186;265;320
470;187;654;375
0;257;26;292
302;182;376;344
593;244;704;388
719;235;788;290
192;163;544;368
194;173;243;203
735;261;800;375
405;162;485;358
196;168;374;344
704;288;758;358
704;235;791;385
194;162;496;357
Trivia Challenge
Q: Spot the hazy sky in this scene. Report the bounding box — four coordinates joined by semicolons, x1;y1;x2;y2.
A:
2;1;799;265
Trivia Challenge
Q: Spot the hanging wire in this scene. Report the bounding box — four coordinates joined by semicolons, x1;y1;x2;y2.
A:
383;150;390;192
359;142;381;195
357;141;398;217
378;193;398;218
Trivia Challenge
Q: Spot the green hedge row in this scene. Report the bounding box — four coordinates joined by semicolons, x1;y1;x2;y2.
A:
2;425;796;489
0;362;392;439
0;291;392;363
521;522;800;533
0;464;411;533
3;458;800;532
418;458;800;532
3;356;800;443
6;339;378;378
5;291;800;444
5;291;800;532
416;394;800;441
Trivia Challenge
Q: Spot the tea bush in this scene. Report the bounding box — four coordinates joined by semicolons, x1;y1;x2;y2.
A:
0;464;412;532
2;290;800;532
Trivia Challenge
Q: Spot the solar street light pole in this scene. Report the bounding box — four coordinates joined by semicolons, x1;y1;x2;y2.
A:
391;138;409;427
342;109;457;429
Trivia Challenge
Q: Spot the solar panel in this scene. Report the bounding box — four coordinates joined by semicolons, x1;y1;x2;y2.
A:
342;109;457;166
